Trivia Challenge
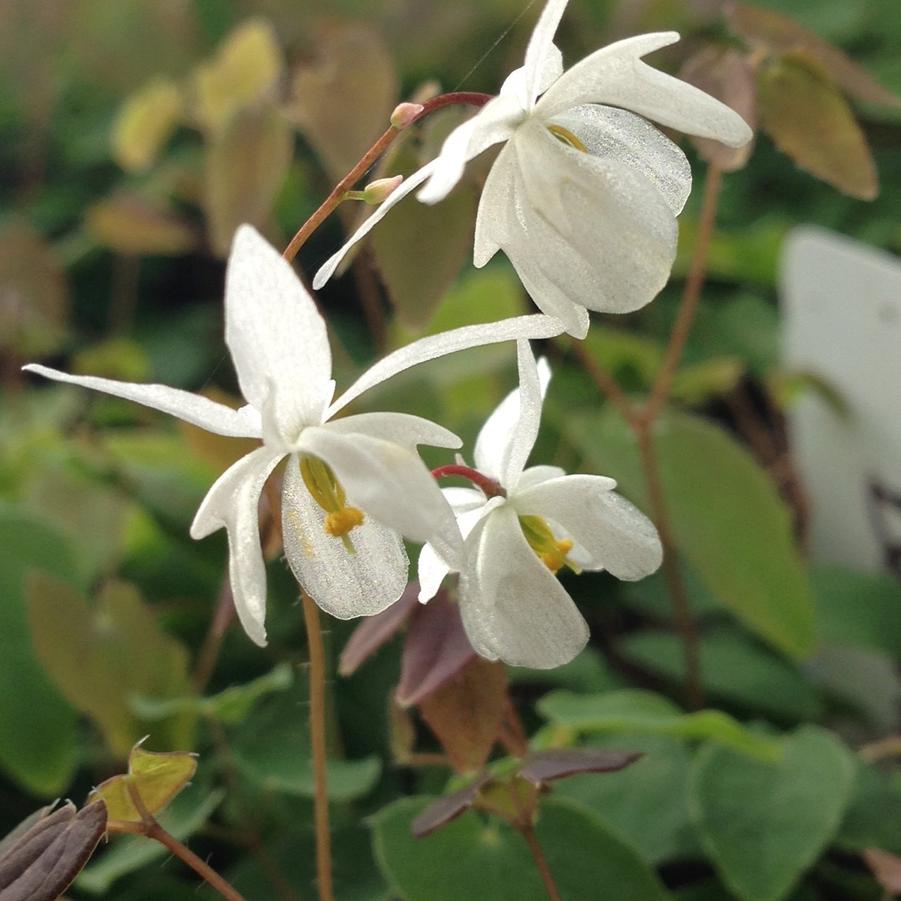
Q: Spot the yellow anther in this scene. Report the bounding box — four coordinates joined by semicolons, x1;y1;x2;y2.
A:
324;506;365;538
540;538;574;574
519;515;581;575
547;123;588;153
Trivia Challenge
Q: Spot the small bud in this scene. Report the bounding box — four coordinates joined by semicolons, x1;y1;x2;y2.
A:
361;175;404;205
390;101;424;129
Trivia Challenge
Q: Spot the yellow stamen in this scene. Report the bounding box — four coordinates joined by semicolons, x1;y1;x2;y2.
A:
547;123;588;153
519;515;581;575
299;455;364;552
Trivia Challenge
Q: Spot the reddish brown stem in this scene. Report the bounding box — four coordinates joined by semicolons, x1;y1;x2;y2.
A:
519;825;562;901
192;579;236;694
432;464;506;498
301;591;334;901
282;92;492;263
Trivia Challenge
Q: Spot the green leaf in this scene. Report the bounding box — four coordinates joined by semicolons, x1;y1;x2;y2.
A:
550;735;697;865
689;726;855;901
757;52;878;200
837;763;901;856
231;690;380;801
670;357;745;406
566;408;815;658
76;782;223;895
91;741;197;822
371;138;476;330
132;662;294;724
0;509;77;796
372;796;670;901
538;690;781;760
812;566;901;656
619;629;823;721
27;575;194;756
112;76;183;172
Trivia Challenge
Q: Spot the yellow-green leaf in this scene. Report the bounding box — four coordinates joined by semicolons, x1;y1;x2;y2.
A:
191;18;282;133
671;357;745;406
112;77;183;173
757;52;878;200
204;103;293;257
727;2;901;109
286;23;397;182
91;742;196;823
85;194;197;256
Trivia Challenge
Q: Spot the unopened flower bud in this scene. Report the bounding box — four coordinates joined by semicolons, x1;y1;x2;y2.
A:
361;175;404;205
390;101;424;129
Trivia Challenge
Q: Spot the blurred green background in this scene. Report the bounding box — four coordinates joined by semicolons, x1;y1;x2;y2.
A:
2;0;901;898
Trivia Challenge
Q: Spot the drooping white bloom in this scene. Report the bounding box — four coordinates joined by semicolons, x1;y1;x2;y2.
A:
25;226;565;646
418;340;663;668
314;0;752;338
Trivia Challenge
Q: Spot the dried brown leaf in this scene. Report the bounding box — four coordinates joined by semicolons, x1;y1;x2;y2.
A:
757;52;878;200
397;590;476;707
679;45;756;171
419;658;507;774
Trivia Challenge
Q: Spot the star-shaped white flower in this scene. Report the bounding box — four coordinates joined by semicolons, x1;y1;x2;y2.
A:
314;0;752;338
25;226;565;646
418;340;663;668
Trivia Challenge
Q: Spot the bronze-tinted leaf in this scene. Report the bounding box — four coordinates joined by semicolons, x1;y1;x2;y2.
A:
27;574;194;756
726;2;901;108
679;45;756;171
419;658;507;774
411;772;493;838
757;52;878;200
338;583;419;677
204;102;293;257
191;18;283;133
112;77;183;173
85;193;196;256
92;741;196;823
518;748;643;786
397;590;476;707
0;801;107;901
286;23;397;182
0;222;69;357
370;138;476;330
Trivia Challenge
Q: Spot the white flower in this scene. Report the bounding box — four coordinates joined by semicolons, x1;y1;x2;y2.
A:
418;340;663;669
25;226;565;646
314;0;752;338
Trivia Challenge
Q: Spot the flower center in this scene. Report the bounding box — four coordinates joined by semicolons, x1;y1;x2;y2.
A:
518;514;581;575
299;455;365;552
546;123;587;153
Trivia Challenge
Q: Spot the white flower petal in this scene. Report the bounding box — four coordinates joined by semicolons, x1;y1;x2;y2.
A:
443;486;488;512
226;225;333;439
281;455;409;619
299;427;463;569
23;365;262;438
323;411;461;454
551;104;691;215
418;496;503;603
500;44;564;107
459;505;589;668
516;464;567;491
312;161;437;290
190;446;285;646
474;341;551;486
498;123;678;320
535;31;753;147
327;314;565;417
416;94;522;205
516;474;663;579
473;140;517;268
521;0;569;108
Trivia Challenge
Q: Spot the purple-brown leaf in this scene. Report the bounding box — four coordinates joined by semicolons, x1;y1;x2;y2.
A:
397;590;476;707
680;45;757;172
411;773;494;838
518;748;643;786
338;583;419;676
0;801;107;901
